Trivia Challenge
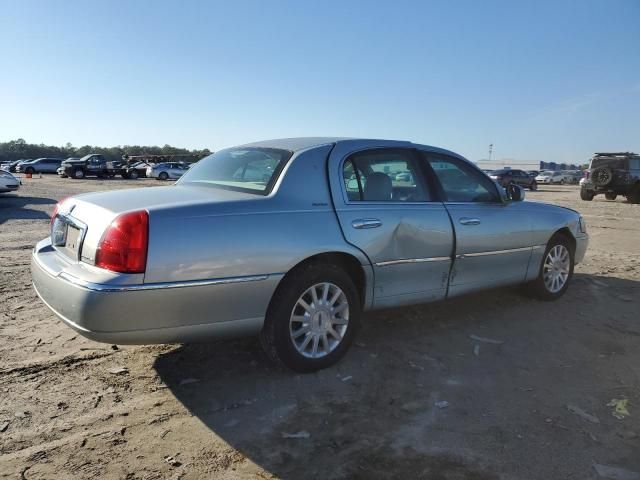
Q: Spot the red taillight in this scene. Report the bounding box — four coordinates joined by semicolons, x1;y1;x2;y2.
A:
95;211;149;274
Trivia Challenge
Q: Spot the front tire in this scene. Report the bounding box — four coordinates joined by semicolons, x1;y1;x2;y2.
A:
73;168;85;179
529;181;537;191
158;172;169;181
25;167;35;174
580;189;594;201
260;263;360;373
128;169;139;179
527;234;574;301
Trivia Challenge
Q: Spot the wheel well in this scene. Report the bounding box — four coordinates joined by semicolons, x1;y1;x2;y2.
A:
552;227;576;253
280;252;366;307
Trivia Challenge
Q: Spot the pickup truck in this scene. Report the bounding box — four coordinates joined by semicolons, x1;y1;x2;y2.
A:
58;154;125;179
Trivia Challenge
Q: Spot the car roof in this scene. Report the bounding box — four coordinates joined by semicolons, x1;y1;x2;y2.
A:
238;137;352;152
236;137;465;160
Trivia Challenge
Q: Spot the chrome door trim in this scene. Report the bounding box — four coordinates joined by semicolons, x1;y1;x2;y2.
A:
455;245;543;259
56;272;270;292
375;256;450;267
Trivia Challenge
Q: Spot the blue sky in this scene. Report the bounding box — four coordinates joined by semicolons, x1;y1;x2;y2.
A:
1;0;638;162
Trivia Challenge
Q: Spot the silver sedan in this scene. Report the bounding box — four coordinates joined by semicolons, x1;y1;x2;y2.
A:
32;138;588;372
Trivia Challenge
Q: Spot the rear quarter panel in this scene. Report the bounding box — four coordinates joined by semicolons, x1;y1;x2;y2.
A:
144;144;371;286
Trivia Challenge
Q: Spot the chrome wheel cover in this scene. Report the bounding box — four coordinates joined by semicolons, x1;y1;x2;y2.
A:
289;282;349;359
543;244;570;293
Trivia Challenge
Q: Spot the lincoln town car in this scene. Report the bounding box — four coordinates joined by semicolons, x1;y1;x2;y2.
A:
32;138;588;372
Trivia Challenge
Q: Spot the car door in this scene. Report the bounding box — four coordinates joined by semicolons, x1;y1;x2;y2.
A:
328;143;454;308
421;152;534;297
512;170;527;187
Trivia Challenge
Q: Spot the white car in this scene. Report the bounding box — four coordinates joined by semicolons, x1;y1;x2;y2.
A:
0;169;20;193
146;162;190;180
535;171;566;184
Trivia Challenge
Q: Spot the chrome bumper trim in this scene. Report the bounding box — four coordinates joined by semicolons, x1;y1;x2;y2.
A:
57;271;269;292
376;256;450;267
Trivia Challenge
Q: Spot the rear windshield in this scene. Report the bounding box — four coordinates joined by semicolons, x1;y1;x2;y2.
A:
178;147;293;194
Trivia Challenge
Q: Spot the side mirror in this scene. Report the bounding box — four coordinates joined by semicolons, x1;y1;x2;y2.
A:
506;184;525;202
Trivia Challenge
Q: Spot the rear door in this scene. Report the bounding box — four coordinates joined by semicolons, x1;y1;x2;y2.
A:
421;152;533;297
328;142;454;308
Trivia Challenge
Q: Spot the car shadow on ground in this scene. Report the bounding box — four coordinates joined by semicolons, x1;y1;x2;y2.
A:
153;273;640;479
0;194;56;224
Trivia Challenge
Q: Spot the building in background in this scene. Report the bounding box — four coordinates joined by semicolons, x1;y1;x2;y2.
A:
475;158;580;171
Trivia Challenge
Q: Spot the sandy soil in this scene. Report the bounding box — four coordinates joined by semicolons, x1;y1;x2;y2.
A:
1;175;638;479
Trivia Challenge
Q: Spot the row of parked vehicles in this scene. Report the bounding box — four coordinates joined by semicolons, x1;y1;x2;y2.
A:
484;168;583;191
0;155;192;181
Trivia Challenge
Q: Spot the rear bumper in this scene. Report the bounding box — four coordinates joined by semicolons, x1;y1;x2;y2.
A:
31;239;281;344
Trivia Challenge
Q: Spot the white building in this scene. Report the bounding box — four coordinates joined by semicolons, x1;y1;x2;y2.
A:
475;158;540;171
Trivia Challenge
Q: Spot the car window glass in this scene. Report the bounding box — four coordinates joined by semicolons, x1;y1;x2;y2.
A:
426;154;500;203
344;149;430;202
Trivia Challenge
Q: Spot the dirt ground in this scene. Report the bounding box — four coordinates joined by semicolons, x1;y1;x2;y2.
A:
1;175;638;480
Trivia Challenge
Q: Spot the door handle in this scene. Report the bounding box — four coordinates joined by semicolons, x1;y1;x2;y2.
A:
459;217;481;225
352;218;382;229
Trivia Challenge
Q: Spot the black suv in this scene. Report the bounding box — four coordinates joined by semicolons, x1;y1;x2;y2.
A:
580;152;640;203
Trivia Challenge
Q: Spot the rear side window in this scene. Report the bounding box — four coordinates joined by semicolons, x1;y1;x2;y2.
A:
343;149;430;202
425;154;500;203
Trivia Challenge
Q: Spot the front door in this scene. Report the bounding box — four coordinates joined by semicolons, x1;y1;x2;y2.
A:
328;143;454;308
421;152;533;297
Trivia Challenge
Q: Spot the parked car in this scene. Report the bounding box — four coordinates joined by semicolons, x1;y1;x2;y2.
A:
580;152;640;202
565;170;582;184
122;161;151;179
32;138;588;372
489;169;538;190
527;170;539;177
58;154;125;179
16;158;63;174
536;171;566;184
146;162;190;180
0;159;31;172
394;170;414;182
56;158;80;178
0;169;20;193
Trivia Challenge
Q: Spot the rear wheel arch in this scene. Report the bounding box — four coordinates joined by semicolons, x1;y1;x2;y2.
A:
271;252;367;310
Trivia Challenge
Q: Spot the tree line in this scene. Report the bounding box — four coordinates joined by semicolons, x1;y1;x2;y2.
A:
0;139;212;163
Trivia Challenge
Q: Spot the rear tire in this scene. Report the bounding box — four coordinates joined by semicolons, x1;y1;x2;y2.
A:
580;189;594;201
259;263;360;373
526;233;574;301
604;193;617;201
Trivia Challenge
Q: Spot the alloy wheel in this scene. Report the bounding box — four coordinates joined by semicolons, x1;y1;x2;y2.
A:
543;244;570;293
289;282;349;359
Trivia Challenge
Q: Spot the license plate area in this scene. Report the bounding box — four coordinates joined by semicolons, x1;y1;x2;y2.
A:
51;215;87;261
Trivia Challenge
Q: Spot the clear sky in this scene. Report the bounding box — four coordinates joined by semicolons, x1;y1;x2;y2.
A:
1;0;638;163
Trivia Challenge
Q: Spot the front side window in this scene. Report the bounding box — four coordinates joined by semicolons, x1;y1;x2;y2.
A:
179;147;293;194
343;149;430;202
426;154;500;203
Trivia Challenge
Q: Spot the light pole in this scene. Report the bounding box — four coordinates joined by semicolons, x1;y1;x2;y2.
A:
489;143;494;162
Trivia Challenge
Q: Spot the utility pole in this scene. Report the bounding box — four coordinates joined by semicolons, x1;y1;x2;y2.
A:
488;144;494;162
